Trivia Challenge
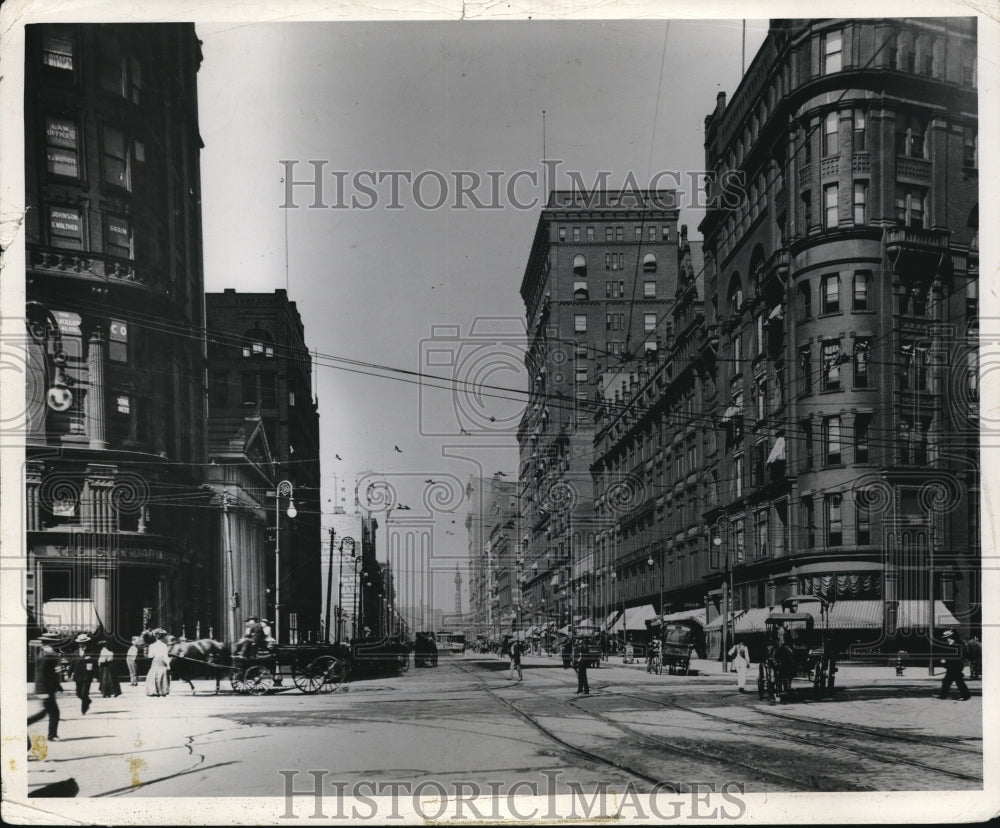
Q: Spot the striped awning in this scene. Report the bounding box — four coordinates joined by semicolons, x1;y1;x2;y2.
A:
623;604;658;630
704;608;770;633
659;608;707;626
896;600;960;629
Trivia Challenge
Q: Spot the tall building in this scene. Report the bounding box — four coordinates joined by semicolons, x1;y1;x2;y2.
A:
205;289;322;642
466;473;518;639
517;190;680;636
694;18;978;649
24;24;211;642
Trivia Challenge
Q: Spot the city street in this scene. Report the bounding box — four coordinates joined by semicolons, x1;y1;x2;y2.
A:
25;654;982;802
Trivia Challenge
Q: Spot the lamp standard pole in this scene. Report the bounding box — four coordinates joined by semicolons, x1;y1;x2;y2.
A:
326;528;336;643
274;480;295;645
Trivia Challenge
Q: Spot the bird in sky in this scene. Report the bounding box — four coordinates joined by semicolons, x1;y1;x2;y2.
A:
445;530;455;536
460;428;470;435
425;479;437;484
335;454;342;460
394;445;403;453
489;416;496;422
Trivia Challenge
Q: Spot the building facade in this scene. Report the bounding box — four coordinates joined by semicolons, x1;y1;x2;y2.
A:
517;190;681;635
695;17;978;648
24;24;211;643
205;289;323;642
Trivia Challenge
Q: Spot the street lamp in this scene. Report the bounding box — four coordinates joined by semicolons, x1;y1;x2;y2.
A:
335;535;356;643
712;521;735;674
273;480;296;644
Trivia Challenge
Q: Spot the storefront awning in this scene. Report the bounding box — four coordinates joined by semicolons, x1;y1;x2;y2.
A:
40;599;100;635
604;610;623;633
623;604;658;630
766;436;786;465
704;608;771;633
896;600;960;629
656;608;707;627
556;625;571;636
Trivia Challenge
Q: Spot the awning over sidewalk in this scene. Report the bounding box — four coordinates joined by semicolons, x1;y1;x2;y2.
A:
654;608;707;627
602;610;621;632
896;600;960;629
704;608;771;634
620;604;657;631
40;599;100;635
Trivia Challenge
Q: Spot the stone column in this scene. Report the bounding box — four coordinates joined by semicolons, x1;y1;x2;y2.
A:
91;569;112;636
86;327;108;450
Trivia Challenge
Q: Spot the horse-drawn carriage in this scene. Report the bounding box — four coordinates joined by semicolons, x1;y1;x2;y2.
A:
645;617;703;675
757;596;838;701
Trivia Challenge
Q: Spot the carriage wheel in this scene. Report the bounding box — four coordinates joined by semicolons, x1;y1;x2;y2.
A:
230;669;250;694
293;661;325;695
245;665;274;695
313;656;347;691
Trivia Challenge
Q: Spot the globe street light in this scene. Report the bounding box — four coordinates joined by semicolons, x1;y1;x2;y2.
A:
273;480;296;644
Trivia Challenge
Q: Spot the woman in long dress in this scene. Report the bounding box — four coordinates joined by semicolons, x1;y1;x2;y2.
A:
97;641;122;697
145;630;171;697
728;640;751;693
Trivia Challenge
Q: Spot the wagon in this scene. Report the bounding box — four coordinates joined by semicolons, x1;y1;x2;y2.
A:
757;596;837;701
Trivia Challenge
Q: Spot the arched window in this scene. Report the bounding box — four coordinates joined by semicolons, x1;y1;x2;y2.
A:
573;254;587;277
242;325;275;358
642;253;657;273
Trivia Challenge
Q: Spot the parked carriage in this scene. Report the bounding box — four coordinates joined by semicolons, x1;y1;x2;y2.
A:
757;596;838;701
645;617;704;675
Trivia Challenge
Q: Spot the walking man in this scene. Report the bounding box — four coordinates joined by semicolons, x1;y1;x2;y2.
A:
28;633;63;745
938;629;972;700
509;640;523;681
126;636;140;686
70;634;95;714
573;639;590;695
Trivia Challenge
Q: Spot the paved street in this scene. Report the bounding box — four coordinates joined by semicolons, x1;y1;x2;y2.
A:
24;653;982;802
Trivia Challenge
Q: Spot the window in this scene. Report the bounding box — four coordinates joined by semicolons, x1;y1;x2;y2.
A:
586;227;594;241
573;254;587;276
797;280;812;320
615;227;624;242
575;366;587;383
605;252;611;270
732;332;742;365
798;345;812;394
104;215;133;259
899;339;927;391
802;496;815;548
559;227;567;241
961;45;976;87
821;274;840;314
824;184;839;229
606;313;624;331
661;226;670;241
851;338;871;388
574;315;587;333
734;454;744;499
801;418;814;469
825;494;843;546
894;185;926;229
855;413;871;463
775;361;786;405
48;206;84;250
853;109;867;151
751;440;767;484
643;281;656;298
963;127;977;168
802;190;813;229
856;498;871;545
822;340;842;390
853;181;867;225
823;30;843;74
43;33;74;71
109;320;128;363
45;117;79;177
644;314;657;333
209;370;228;408
605;227;613;242
853;271;870;310
823;111;839;156
895;114;926;158
755;509;768;559
573;227;581;242
648;226;656;240
99;34;124;94
643;253;657;273
102;126;131;190
634;226;642;240
823;415;842;464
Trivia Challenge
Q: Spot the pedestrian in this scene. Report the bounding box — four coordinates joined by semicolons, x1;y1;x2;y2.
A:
28;632;63;745
573;639;590;695
126;636;140;686
728;640;751;692
97;640;122;698
146;629;172;697
561;638;573;669
509;640;523;681
69;634;95;715
937;629;972;701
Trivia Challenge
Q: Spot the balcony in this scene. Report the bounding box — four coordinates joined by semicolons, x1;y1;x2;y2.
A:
895;155;932;182
28;246;164;296
885;227;951;278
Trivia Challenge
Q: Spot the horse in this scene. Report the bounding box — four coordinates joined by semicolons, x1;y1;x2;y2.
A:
168;639;231;695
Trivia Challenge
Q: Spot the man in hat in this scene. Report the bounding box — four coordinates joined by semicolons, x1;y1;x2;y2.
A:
28;633;63;743
236;616;265;658
69;634;95;714
938;629;972;701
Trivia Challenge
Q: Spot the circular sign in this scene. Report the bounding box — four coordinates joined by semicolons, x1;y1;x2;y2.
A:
47;385;73;412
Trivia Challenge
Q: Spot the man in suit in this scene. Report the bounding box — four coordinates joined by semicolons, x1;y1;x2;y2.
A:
938;629;972;701
573;638;590;695
28;632;63;743
70;634;95;714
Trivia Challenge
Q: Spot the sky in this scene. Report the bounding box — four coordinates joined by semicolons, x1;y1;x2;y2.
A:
196;20;770;612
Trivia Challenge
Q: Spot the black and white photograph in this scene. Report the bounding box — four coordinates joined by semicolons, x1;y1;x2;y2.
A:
1;0;997;823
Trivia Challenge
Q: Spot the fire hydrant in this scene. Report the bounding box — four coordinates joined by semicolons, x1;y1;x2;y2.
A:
895;650;907;676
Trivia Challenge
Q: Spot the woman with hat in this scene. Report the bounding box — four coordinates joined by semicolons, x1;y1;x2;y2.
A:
70;634;95;715
146;629;172;697
97;640;122;698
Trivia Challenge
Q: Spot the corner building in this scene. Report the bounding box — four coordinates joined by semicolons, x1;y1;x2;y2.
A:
24;24;211;641
517;190;680;639
698;18;978;651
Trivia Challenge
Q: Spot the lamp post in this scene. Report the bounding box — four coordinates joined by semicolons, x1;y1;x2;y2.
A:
273;480;296;645
713;519;734;674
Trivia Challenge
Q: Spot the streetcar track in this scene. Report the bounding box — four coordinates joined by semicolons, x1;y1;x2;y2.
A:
616;692;982;785
456;661;832;792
